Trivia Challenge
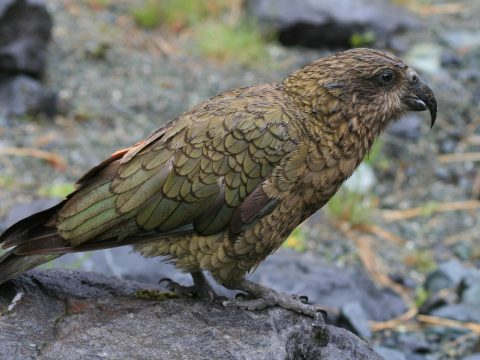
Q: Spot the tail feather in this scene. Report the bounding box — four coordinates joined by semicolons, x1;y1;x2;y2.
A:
0;249;59;284
0;202;65;284
0;202;65;248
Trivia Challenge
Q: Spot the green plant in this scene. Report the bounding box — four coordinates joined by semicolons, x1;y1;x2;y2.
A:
365;139;390;170
0;175;16;190
404;249;437;273
135;289;178;301
132;0;229;30
132;0;162;29
194;19;267;66
283;227;307;252
326;189;375;225
419;201;438;217
414;286;431;308
350;31;376;48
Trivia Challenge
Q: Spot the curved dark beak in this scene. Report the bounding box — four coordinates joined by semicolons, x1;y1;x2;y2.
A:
402;78;437;128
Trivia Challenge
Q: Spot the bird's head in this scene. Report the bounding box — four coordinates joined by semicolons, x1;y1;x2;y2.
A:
284;48;437;136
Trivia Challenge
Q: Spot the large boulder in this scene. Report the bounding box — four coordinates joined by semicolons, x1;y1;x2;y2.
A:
0;269;383;360
248;0;420;48
0;75;56;116
0;0;55;116
0;0;52;77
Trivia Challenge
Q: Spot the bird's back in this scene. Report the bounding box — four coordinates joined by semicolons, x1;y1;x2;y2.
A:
0;82;306;283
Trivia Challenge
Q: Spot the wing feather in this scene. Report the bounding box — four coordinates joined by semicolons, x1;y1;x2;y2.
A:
3;85;300;257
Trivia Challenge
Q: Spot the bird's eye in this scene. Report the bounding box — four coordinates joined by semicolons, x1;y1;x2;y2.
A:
378;70;395;85
411;74;418;84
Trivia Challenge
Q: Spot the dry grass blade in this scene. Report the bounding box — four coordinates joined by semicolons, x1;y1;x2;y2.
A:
417;315;480;333
370;307;418;332
443;226;479;246
356;223;407;245
380;200;480;222
151;35;177;56
466;135;480;146
0;147;67;170
336;224;413;306
441;332;480;350
438;152;480;163
414;3;468;16
372;312;480;334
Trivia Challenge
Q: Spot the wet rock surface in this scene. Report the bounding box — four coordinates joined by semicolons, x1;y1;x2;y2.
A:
0;0;55;116
0;269;382;360
247;0;420;48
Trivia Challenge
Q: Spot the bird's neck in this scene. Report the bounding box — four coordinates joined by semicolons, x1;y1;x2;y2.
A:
302;105;385;166
282;81;386;161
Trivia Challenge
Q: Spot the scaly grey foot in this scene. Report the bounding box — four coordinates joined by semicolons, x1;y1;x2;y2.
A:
223;279;326;327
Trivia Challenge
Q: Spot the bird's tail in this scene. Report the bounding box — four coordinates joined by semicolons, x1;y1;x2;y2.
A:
0;249;60;284
0;202;65;284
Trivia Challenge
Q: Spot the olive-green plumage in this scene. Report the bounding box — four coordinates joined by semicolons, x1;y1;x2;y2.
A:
0;49;437;291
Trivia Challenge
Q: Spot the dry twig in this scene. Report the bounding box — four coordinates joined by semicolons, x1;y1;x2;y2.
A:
370;307;418;332
336;223;413;306
443;226;479;246
0;147;66;170
417;315;480;333
356;223;407;245
438;152;480;163
413;3;468;16
380;200;480;222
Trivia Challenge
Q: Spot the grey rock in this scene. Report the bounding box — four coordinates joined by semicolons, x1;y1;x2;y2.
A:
424;260;472;293
339;301;372;338
0;74;56;116
0;269;383;360
0;0;52;76
396;332;431;354
0;1;55;117
251;250;407;322
373;347;406;360
247;0;420;48
460;275;480;306
431;303;480;323
452;243;472;261
464;354;480;360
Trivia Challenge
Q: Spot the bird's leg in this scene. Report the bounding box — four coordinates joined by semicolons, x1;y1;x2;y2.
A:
224;279;326;326
159;271;218;299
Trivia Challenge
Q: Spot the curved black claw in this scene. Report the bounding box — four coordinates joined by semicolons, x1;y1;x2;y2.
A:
159;272;220;300
318;308;328;319
235;292;249;300
158;277;173;286
159;277;196;297
299;295;309;304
